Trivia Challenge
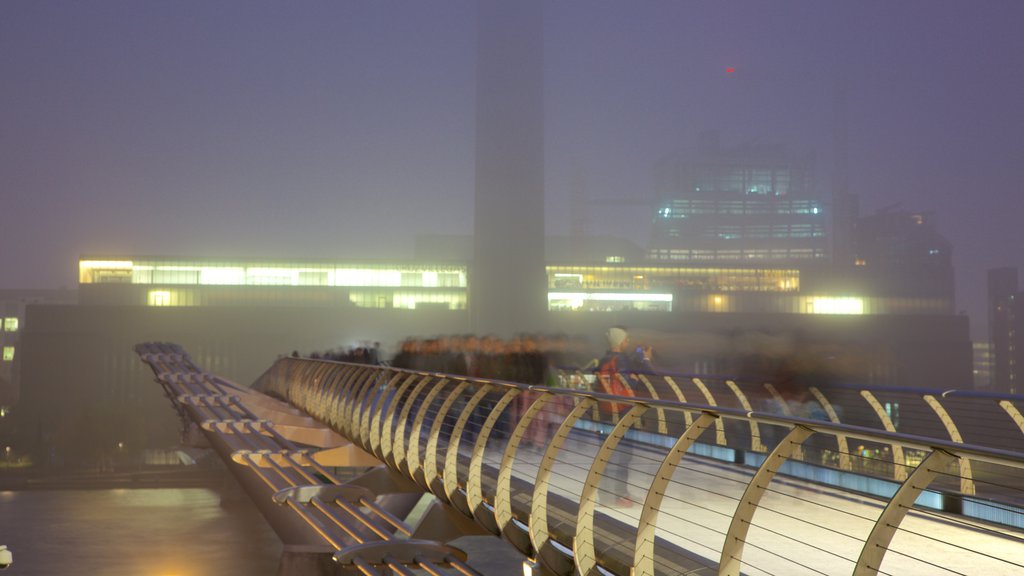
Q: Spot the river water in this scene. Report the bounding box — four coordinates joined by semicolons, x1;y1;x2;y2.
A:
0;488;283;576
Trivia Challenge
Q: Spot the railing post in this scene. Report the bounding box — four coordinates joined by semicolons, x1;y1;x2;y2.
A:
999;399;1024;436
633;411;718;576
719;424;814;576
468;387;521;533
634;374;668;434
762;383;803;461
726;380;766;453
390;374;434;473
423;381;470;492
922;394;976;496
808;386;851;471
692;378;727;446
341;367;379;441
853;448;957;576
379;374;420;465
406;378;450;480
369;372;412;460
574;403;648;575
531;397;596;576
497;391;554;555
860;390;908;481
444;384;493;510
661;375;694;428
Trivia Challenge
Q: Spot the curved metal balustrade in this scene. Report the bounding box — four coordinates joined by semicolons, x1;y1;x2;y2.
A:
251;355;1024;576
556;367;1024;504
136;343;480;576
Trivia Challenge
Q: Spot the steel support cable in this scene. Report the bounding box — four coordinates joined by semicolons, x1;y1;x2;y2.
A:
418;557;479;576
309;497;368;543
631;497;733;538
350;373;389;448
259;450;309;490
404;397;447;479
232;423;291;463
236;421;286;453
296;454;343;486
889;503;1024;549
345;369;382;440
359;499;413;537
330;365;363;422
239;453;289;492
332;498;393;541
417;560;446;576
352;557;381;576
288;470;441;576
382;561;417;576
886;520;1024;572
225;421;276;454
239;358;1024;573
279;454;321;486
727;532;834;576
226;394;309;454
874;546;970;576
752;486;879;524
366;383;396;459
743;510;863;561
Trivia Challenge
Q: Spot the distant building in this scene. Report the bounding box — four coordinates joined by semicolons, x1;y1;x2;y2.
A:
852;208;954;310
471;0;547;336
989;267;1022;394
0;289;76;409
973;341;994;391
12;254;972;466
649;132;827;264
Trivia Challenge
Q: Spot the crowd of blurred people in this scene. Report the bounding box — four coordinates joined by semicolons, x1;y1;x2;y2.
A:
389;333;595;385
387;333;600;449
290;342;381;365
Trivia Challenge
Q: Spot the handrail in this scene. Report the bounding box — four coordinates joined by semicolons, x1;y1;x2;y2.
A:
253;356;1024;576
135;343;478;576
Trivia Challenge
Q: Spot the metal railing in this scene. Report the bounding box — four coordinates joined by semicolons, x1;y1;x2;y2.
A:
136;343;479;576
558;368;1024;506
249;355;1024;576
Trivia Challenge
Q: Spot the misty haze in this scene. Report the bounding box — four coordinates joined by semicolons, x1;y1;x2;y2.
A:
2;2;1024;576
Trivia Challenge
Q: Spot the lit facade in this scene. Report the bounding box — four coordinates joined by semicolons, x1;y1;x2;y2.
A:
973;341;994;391
10;254;972;467
79;258;468;311
545;264;948;316
649;135;826;264
988;268;1023;395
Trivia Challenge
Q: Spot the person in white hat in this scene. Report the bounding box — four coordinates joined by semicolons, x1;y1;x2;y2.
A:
593;326;652;507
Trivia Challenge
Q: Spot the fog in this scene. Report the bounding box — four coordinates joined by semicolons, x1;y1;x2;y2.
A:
2;1;1023;337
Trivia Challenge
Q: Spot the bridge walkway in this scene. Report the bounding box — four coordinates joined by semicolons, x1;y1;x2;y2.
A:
137;344;1024;575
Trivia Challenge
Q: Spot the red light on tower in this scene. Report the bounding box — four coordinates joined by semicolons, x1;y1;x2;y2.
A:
726;67;736;74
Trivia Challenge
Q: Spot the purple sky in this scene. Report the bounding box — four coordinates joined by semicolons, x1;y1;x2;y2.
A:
2;1;1022;339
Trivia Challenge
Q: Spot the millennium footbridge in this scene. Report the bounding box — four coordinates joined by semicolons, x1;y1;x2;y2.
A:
136;343;1024;576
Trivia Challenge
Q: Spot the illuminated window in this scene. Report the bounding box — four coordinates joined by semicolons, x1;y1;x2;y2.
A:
148;290;173;306
2;347;13;362
547;292;673;312
805;297;864;315
2;318;17;332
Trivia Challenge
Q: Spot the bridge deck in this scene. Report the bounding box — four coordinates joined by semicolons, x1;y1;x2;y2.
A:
137;344;1024;575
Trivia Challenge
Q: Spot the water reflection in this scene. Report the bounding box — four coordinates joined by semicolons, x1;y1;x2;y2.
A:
0;488;281;576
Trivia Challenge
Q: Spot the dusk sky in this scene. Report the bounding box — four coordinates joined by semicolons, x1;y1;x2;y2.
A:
2;1;1022;338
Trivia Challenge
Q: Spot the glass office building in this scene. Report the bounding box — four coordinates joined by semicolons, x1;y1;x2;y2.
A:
649;136;827;264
